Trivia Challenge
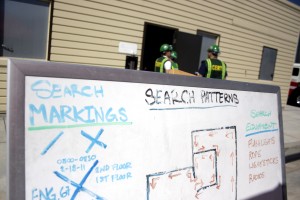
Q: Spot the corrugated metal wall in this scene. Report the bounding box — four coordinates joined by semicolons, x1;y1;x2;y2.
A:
0;0;299;112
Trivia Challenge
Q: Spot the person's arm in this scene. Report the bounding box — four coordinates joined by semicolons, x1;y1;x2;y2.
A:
198;60;207;77
164;60;172;71
195;72;203;77
224;63;228;80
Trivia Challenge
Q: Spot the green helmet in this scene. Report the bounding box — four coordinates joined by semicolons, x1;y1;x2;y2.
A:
208;44;220;54
160;44;172;52
171;51;177;59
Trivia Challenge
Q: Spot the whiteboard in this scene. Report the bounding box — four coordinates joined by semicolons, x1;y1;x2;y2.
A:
7;59;287;200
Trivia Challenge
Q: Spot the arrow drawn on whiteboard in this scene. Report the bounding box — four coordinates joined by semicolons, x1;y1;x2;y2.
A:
194;135;199;147
194;179;203;190
195;191;202;199
41;131;64;155
150;177;160;189
226;131;234;139
231;176;235;192
168;172;181;179
198;145;205;151
216;176;221;189
186;170;197;182
230;152;235;166
208;131;216;137
210;174;215;184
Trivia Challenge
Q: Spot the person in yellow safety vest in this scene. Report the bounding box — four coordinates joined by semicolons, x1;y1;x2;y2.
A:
196;44;227;80
155;44;173;73
171;51;179;70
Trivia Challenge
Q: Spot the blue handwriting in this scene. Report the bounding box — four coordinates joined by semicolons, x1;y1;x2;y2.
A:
31;80;104;99
31;186;70;200
29;104;128;126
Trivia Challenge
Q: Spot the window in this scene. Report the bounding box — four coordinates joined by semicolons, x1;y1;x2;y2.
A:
259;46;277;81
1;0;50;59
292;67;299;76
295;34;300;63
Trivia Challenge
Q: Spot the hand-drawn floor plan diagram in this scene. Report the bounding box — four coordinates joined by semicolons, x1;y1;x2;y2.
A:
146;126;237;200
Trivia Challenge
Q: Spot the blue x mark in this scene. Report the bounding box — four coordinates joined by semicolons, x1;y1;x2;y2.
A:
81;128;107;153
54;160;104;200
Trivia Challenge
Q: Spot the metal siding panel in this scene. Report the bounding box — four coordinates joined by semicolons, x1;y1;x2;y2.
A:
219;0;299;33
53;18;142;37
0;82;6;89
0;105;6;113
51;40;141;54
0;59;7;112
0;74;6;81
50;54;126;67
53;10;142;30
51;47;129;60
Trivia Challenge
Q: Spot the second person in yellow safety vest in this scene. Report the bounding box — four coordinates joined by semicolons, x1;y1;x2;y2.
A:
197;44;227;80
171;51;179;70
155;44;173;73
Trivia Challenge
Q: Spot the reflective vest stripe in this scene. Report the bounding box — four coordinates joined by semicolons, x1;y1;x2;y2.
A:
160;58;168;73
221;61;226;80
155;57;168;73
206;59;212;78
172;62;179;70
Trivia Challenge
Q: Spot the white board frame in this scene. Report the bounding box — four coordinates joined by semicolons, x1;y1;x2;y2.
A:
7;59;287;200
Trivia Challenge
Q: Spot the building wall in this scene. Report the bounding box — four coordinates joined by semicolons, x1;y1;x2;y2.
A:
0;59;7;112
0;0;300;112
0;114;6;200
49;0;300;104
